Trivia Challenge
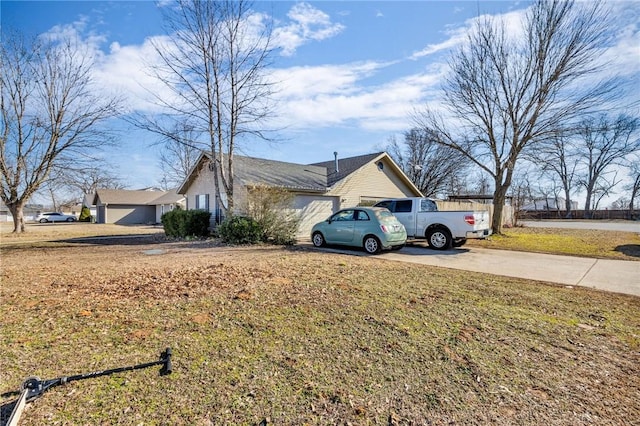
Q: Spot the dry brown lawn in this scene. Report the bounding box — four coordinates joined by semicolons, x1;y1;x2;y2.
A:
1;224;639;425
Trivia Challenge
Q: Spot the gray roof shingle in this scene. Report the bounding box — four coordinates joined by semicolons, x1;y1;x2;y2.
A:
234;156;328;191
179;151;403;195
310;152;384;186
93;189;182;206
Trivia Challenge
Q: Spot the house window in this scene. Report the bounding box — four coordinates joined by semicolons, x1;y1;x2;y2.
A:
195;194;210;211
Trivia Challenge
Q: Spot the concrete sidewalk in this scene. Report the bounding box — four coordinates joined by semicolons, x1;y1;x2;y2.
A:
376;245;640;297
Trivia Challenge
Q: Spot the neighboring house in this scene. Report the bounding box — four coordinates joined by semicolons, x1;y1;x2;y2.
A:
178;151;423;237
92;189;185;225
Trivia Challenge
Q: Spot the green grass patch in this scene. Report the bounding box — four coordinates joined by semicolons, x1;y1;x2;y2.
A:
467;226;640;260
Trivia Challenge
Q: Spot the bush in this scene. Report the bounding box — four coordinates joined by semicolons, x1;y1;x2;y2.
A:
217;215;263;244
78;205;92;222
161;209;211;238
245;186;301;245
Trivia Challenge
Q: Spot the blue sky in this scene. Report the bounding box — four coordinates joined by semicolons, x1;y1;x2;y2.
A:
2;1;639;192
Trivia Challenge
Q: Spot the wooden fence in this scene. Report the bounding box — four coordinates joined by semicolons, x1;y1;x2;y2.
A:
518;209;639;221
436;200;515;227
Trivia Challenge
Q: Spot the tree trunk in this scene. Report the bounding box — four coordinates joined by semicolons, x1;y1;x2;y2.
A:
492;185;508;235
564;188;573;219
629;175;639;218
583;188;593;219
8;202;26;233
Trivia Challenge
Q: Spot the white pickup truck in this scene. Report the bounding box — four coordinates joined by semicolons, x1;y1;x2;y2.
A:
373;197;492;250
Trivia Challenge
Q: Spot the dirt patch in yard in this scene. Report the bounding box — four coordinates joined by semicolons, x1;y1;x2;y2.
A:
1;237;639;425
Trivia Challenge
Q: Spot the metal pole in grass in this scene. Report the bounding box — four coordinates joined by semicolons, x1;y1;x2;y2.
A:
0;348;172;426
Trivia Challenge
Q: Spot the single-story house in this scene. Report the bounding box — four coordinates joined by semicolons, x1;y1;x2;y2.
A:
92;189;185;224
177;151;423;237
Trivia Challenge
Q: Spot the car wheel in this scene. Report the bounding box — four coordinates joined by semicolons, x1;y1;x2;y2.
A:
312;232;326;247
39;218;48;223
427;227;452;250
66;217;75;222
363;235;381;254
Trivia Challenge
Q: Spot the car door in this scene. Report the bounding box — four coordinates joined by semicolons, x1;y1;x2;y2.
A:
353;209;372;240
389;200;414;236
324;209;356;243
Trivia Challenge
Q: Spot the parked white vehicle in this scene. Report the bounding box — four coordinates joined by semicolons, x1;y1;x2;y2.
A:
35;212;77;223
373;197;491;250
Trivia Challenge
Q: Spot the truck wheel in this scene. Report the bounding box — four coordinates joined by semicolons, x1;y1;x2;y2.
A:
363;235;381;254
427;228;452;250
453;239;467;248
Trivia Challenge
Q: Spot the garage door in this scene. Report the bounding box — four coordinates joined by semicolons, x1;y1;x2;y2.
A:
107;205;156;224
294;195;338;238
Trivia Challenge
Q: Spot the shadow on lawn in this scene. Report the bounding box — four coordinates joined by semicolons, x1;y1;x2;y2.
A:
0;396;19;425
615;244;640;258
58;234;168;246
309;242;470;256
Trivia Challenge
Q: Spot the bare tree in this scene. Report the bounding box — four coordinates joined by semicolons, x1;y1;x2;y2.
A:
137;0;275;218
577;114;640;217
0;32;121;232
626;161;640;217
386;128;470;198
415;0;618;233
529;132;581;218
609;197;630;210
60;166;125;195
157;125;201;189
510;170;535;224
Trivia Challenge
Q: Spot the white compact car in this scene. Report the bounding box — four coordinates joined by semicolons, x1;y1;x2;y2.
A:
35;212;77;223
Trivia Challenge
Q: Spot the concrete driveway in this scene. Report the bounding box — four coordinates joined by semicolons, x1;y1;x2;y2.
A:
308;243;640;297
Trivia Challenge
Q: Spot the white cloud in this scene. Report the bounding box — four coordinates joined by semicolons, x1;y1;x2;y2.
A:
40;16;107;51
599;22;640;79
410;9;526;60
93;36;172;112
273;2;345;56
268;61;443;132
